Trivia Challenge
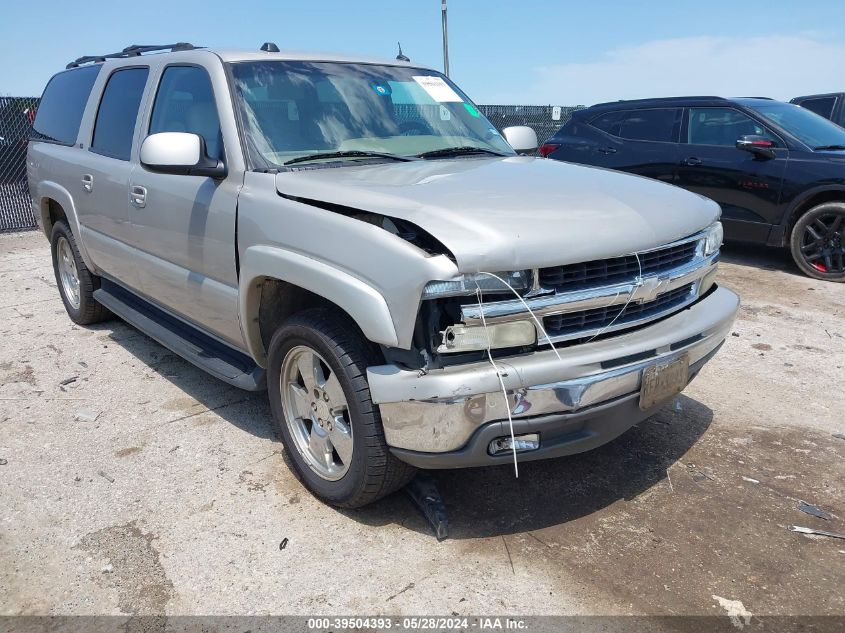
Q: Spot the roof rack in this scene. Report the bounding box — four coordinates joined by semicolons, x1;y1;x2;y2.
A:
66;43;198;69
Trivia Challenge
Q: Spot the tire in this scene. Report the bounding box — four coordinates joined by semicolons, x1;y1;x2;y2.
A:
267;308;416;508
50;220;112;324
789;202;845;282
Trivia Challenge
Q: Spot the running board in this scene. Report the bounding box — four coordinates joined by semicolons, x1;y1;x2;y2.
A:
94;280;266;391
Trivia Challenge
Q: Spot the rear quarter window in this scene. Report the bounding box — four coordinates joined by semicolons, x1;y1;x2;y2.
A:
32;65;101;145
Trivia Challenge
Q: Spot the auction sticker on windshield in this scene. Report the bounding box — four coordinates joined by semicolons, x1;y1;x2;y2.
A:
413;75;462;102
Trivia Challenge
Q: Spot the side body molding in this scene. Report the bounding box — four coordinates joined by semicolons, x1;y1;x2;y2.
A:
36;180;98;273
239;245;399;365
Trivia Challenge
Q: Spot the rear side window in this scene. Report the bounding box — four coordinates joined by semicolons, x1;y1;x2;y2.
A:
149;65;222;160
590;110;625;135
618;108;679;142
798;97;836;119
91;67;149;160
32;65;101;145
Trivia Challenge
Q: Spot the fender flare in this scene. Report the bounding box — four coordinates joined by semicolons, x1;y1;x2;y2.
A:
779;184;845;228
36;180;98;272
238;245;399;365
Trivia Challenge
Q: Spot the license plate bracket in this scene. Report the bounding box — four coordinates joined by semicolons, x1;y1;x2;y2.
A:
639;354;690;410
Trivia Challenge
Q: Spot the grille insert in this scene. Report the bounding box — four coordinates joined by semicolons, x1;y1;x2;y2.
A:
543;283;695;339
539;241;698;292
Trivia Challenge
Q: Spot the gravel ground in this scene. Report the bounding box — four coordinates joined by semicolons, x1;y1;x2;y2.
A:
0;230;843;619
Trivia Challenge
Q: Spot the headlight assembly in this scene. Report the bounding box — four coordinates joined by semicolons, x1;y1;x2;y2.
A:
704;221;723;256
421;270;530;300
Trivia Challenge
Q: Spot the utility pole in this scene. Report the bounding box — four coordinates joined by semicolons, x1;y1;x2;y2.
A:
441;0;450;77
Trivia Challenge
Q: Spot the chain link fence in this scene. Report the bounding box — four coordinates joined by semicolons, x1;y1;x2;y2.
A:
0;98;580;233
1;97;39;232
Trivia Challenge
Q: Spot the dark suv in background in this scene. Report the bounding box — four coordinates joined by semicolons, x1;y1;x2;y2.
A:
542;96;845;281
791;92;845;127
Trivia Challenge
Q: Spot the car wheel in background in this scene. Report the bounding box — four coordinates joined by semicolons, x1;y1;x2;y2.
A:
790;202;845;282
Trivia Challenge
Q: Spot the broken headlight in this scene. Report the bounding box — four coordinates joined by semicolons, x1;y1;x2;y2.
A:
421;271;530;300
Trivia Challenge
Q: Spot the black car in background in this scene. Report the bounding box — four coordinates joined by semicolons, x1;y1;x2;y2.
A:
542;97;845;281
791;92;845;127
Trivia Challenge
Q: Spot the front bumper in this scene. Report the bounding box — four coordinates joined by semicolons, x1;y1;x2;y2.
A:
367;285;739;468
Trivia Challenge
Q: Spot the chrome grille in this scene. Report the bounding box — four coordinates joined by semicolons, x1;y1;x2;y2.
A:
538;241;698;292
543;283;695;338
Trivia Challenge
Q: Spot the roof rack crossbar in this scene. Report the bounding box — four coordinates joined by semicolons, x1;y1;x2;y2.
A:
66;43;197;69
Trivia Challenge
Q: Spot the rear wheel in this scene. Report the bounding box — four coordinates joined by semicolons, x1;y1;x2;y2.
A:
267;309;415;507
50;221;111;324
790;203;845;282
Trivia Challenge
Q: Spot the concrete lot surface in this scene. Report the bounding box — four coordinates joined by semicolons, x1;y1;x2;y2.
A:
1;230;843;618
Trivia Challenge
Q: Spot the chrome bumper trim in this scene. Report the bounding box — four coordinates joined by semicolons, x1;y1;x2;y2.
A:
368;286;738;453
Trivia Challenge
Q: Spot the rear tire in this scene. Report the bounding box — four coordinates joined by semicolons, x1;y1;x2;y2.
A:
50;221;112;324
790;202;845;282
267;308;416;508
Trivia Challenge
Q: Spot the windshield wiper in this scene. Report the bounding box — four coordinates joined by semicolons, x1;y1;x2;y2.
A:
283;150;415;166
814;145;845;151
416;146;509;159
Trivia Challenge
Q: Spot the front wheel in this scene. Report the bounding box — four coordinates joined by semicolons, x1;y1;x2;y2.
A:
267;309;415;508
790;202;845;282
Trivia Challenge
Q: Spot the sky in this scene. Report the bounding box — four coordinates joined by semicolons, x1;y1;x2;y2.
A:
2;0;845;106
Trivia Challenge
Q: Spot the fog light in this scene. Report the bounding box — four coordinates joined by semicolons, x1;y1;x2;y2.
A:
488;433;540;456
437;321;536;354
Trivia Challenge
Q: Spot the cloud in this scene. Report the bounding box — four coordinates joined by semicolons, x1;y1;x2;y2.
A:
512;34;845;106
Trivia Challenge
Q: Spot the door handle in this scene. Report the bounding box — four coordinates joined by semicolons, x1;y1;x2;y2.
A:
81;174;93;192
682;156;703;166
597;147;617;154
130;185;147;208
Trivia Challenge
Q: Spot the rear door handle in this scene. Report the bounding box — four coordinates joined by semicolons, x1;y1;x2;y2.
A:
81;174;93;192
597;147;617;154
130;185;147;208
682;156;702;166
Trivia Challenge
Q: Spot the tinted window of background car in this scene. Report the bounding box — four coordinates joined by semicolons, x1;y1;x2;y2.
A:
32;65;101;145
618;108;679;142
91;67;149;160
798;97;836;119
688;108;775;146
149;66;223;160
590;110;625;135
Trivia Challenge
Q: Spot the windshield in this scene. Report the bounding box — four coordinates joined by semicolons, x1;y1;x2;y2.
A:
228;61;514;168
746;101;845;149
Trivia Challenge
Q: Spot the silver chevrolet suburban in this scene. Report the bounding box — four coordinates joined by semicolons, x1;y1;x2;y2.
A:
28;43;738;507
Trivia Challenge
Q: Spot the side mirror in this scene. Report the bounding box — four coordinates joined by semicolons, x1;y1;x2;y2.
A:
736;135;776;159
140;132;226;178
502;126;539;153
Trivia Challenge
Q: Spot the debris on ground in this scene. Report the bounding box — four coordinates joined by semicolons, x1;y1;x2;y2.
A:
97;470;114;483
741;477;760;484
798;500;832;521
711;595;752;628
833;432;845;441
101;563;113;573
0;458;7;466
790;525;845;540
74;410;100;423
279;538;289;550
59;376;78;386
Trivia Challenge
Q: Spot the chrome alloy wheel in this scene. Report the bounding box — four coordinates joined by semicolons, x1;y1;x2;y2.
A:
280;345;353;481
56;236;80;309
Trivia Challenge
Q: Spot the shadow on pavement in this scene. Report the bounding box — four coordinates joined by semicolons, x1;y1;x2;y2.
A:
719;241;797;275
346;394;713;538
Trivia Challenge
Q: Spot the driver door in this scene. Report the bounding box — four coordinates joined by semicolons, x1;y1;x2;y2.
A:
676;107;788;242
127;63;243;347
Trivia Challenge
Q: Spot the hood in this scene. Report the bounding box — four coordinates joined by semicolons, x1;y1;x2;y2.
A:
275;156;720;272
